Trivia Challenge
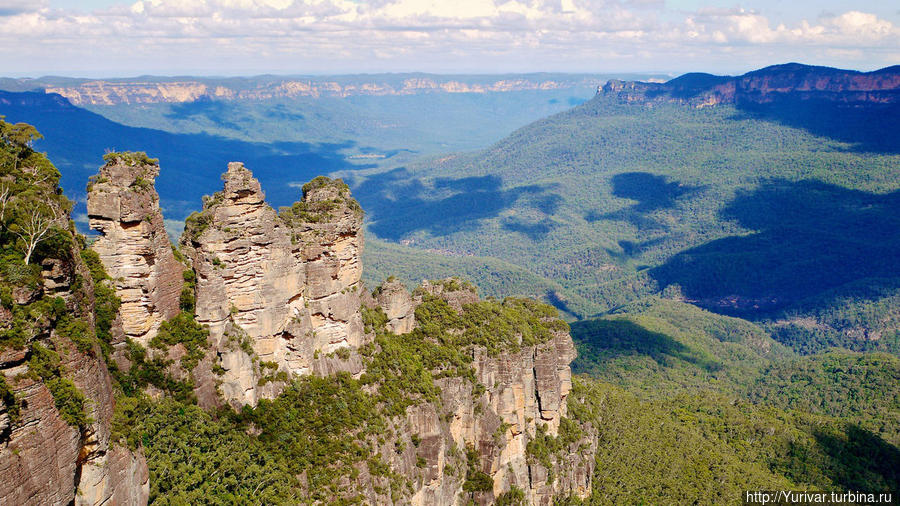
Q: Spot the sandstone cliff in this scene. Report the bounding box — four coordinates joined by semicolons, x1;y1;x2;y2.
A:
0;220;148;506
363;280;594;505
86;153;183;347
602;63;900;108
178;164;366;407
29;75;602;105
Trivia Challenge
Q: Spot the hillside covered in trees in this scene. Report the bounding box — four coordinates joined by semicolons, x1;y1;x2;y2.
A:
351;65;900;358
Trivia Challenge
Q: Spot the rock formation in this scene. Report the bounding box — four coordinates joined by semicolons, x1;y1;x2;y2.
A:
602;63;900;108
0;234;148;506
366;280;592;505
179;163;366;407
76;156;590;503
86;154;183;346
374;278;417;334
28;75;602;105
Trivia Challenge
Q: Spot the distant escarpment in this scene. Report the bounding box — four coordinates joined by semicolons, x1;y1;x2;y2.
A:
603;63;900;108
4;74;605;105
82;154;594;503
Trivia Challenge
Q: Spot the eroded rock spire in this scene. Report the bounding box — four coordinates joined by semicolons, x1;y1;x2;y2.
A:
86;152;183;346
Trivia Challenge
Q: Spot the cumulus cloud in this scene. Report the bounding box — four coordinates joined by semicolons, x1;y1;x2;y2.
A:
0;0;896;74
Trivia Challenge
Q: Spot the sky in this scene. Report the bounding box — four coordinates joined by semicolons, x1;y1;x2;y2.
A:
0;0;896;77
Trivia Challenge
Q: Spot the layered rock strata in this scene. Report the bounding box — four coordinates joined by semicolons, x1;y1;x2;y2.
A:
179;164;366;407
366;280;593;505
87;155;183;346
79;156;590;503
603;63;900;108
374;278;417;334
0;242;148;506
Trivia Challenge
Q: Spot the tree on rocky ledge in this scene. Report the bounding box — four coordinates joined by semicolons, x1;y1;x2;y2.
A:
10;198;61;264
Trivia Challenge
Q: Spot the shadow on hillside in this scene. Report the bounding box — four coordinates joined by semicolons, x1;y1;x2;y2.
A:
733;99;900;154
650;179;900;317
349;167;561;241
0;91;374;223
587;172;704;230
166;99;242;129
809;425;900;491
570;318;721;375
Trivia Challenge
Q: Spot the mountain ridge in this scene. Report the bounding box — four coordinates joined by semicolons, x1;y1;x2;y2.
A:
602;63;900;107
0;73;652;106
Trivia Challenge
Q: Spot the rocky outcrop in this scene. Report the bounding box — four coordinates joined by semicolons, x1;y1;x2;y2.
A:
368;280;592;505
87;154;183;346
0;241;149;506
374;279;416;334
179;163;366;407
75;153;589;503
602;63;900;108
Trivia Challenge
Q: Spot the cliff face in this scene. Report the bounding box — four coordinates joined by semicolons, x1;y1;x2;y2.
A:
602;63;900;108
0;229;148;506
365;281;593;505
36;76;599;105
86;155;183;346
178;163;365;407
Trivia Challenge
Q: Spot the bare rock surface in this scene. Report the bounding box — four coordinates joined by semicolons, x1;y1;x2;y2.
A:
87;155;183;346
180;164;366;407
367;279;592;505
374;279;416;334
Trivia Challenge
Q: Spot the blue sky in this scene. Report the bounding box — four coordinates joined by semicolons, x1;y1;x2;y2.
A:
3;0;897;77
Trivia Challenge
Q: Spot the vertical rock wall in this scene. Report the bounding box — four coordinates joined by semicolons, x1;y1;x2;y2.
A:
0;242;149;506
370;281;593;505
86;156;183;346
78;155;588;504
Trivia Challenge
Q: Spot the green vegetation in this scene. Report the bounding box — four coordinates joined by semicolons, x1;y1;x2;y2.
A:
7;91;900;503
363;236;594;320
182;209;213;243
149;312;210;371
113;339;197;404
301;175;349;197
354;96;900;345
746;351;900;446
27;342;92;428
462;444;493;494
0;373;20;423
525;420;582;480
102;150;158;167
571;298;788;394
114;397;297;504
81;248;121;345
765;277;900;355
0;118;101;431
106;286;572;503
495;486;526;506
243;373;391;502
279;176;363;227
566;377;900;504
179;268;196;312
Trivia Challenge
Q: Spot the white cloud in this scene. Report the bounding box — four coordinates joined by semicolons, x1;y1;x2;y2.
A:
0;0;896;75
